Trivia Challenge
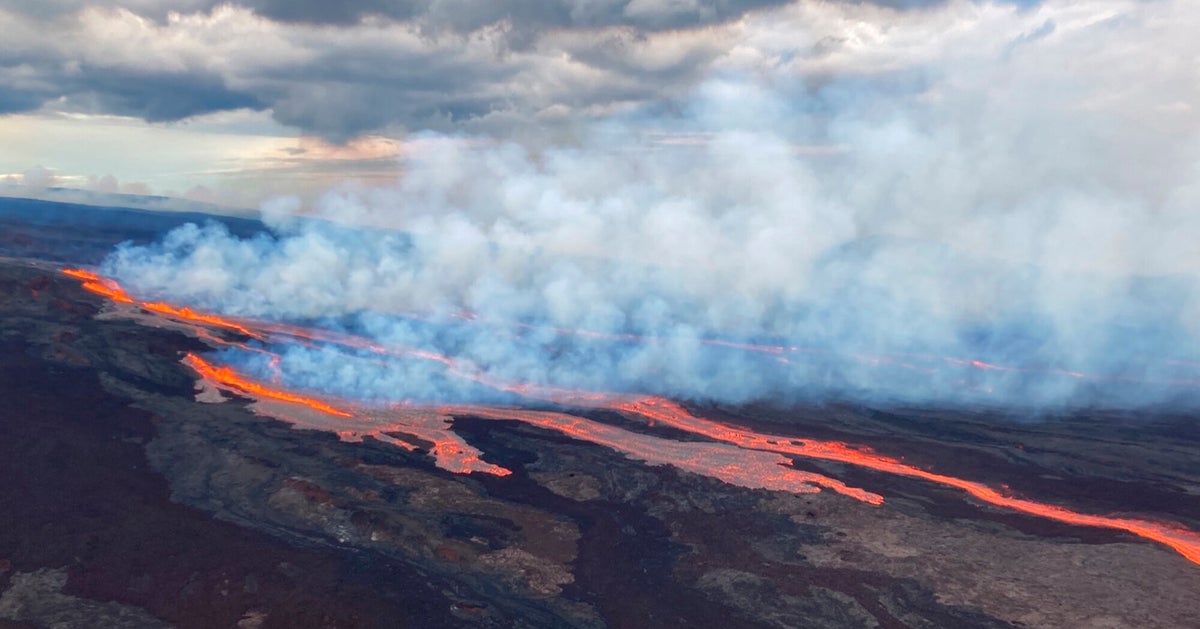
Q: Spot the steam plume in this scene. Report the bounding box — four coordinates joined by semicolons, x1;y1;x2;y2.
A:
103;0;1200;410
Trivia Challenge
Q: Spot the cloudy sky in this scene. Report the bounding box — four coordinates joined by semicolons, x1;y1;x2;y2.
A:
5;0;1198;405
5;0;1192;208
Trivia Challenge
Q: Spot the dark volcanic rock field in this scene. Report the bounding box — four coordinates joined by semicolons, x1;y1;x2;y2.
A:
2;258;1200;628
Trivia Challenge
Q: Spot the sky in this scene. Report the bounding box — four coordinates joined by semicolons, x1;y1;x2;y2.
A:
6;0;1192;209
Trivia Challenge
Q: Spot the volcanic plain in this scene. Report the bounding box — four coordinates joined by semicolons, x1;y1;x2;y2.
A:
2;246;1200;627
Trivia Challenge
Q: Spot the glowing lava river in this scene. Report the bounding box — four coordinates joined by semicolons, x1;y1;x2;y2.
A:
62;268;1200;567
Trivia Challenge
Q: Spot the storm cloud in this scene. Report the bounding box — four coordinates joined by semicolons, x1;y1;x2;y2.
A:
1;0;1039;140
0;0;784;138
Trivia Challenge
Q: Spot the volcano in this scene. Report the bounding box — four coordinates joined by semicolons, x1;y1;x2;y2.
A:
3;198;1200;629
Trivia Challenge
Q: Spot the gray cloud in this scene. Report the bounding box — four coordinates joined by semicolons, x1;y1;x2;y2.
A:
0;0;1044;140
0;0;797;30
0;1;762;139
0;89;43;116
76;67;266;122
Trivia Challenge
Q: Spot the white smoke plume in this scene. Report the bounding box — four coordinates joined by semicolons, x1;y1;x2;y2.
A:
104;0;1200;410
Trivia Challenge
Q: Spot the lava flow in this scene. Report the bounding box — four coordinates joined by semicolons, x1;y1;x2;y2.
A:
435;404;882;503
63;268;260;339
62;267;134;304
184;353;352;418
187;355;513;477
143;302;262;339
251;319;615;406
60;267;1200;567
614;396;1200;565
181;349;874;499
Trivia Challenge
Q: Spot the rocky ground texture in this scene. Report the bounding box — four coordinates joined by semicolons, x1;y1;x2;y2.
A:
2;258;1200;628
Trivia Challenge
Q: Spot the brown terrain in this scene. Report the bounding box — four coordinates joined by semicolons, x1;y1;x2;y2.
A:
2;256;1200;628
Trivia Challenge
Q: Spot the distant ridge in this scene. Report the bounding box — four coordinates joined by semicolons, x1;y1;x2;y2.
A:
0;185;255;218
0;195;267;265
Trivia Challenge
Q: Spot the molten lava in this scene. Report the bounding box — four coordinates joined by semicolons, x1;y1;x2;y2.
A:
61;267;1200;567
64;268;261;338
437;404;882;503
64;268;135;304
183;353;353;418
613;396;1200;565
143;302;262;339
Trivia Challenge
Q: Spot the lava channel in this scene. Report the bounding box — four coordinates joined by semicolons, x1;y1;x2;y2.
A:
64;268;261;339
613;396;1200;566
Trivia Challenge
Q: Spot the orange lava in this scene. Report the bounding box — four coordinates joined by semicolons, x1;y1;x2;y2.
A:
62;266;1200;565
437;404;881;503
64;268;135;304
308;406;513;477
62;269;259;338
181;346;869;495
254;320;614;405
613;396;1200;565
61;268;100;281
142;302;262;339
426;437;513;476
185;348;512;477
183;352;353;418
80;280;135;304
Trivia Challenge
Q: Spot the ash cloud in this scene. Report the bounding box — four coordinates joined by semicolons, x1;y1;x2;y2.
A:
102;0;1200;410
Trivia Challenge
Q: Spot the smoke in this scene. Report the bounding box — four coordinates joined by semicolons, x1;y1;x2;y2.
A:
103;0;1200;410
